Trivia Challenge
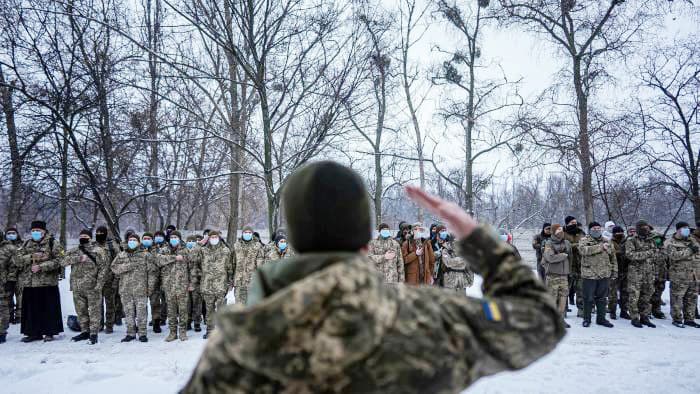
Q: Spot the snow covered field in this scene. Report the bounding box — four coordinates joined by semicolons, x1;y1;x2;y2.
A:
2;233;699;393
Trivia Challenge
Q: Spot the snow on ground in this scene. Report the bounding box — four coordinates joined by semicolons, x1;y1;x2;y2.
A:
1;232;699;393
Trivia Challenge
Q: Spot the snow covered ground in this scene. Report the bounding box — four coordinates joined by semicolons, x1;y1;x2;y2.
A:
2;233;699;393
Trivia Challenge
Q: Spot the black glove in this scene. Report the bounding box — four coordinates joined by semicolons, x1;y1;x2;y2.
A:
689;244;699;254
4;281;15;292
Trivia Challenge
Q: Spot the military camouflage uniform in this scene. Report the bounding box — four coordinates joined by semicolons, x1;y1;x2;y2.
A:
187;245;204;327
578;235;617;322
13;236;64;288
664;234;699;323
157;244;196;337
199;242;232;334
624;234;657;322
232;239;264;305
0;240;20;330
367;237;404;284
609;237;629;316
111;248;152;336
439;240;473;291
563;229;585;314
542;236;571;316
650;233;668;317
94;239;119;330
148;243;167;324
182;226;565;393
40;244;109;335
263;244;296;265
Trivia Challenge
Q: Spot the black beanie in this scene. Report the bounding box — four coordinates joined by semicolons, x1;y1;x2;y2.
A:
142;232;154;238
588;221;601;229
612;226;624;234
6;227;17;233
31;220;47;230
564;216;575;225
283;161;371;253
79;229;92;238
378;223;389;231
676;221;690;230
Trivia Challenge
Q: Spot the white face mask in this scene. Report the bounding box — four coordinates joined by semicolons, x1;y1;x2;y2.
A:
210;237;220;246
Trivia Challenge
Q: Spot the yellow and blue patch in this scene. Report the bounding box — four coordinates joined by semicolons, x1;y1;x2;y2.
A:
482;300;502;322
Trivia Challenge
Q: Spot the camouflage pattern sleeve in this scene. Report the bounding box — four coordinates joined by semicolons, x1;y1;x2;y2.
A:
578;237;604;256
95;247;110;290
610;247;618;278
39;248;73;272
395;241;405;283
157;252;176;268
111;252;135;275
664;239;694;261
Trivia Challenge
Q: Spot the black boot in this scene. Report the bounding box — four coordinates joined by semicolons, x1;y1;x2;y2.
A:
115;318;123;326
631;319;643;328
652;310;665;319
0;333;6;343
139;335;148;342
121;335;136;342
641;316;656;328
672;320;685;328
203;332;209;339
684;320;700;328
186;321;193;331
89;334;98;345
72;332;90;342
583;301;593;324
21;335;42;343
609;311;617;320
149;320;154;327
153;319;162;334
194;323;201;332
160;319;166;326
596;301;614;328
620;310;631;320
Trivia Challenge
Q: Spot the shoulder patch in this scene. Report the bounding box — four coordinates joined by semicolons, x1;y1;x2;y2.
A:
482;300;502;322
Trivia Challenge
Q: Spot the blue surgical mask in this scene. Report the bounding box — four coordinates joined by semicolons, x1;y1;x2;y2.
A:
439;231;449;240
242;233;253;242
127;240;138;250
31;231;43;242
170;238;180;247
278;242;288;251
498;234;508;242
680;228;690;238
142;239;153;248
380;229;391;239
154;236;164;244
186;241;196;249
590;230;602;239
209;237;220;246
6;233;17;241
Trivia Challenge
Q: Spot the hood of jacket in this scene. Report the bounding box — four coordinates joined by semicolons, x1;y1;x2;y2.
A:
215;252;399;383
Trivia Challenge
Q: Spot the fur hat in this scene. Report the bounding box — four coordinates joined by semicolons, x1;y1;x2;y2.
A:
30;220;47;230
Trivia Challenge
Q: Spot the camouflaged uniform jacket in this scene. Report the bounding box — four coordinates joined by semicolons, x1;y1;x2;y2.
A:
0;240;21;286
157;245;195;296
664;235;699;282
263;244;296;266
578;235;617;280
181;226;565;394
439;240;473;290
40;243;109;292
199;243;233;296
367;237;404;284
233;239;264;287
111;249;152;297
12;235;64;287
625;235;658;275
563;229;584;277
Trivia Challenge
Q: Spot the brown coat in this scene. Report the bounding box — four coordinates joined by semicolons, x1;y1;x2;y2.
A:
401;238;435;285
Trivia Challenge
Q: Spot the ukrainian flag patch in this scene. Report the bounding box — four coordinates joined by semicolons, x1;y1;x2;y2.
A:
482;300;502;322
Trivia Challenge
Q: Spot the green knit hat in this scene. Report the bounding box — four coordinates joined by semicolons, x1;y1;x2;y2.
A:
282;161;371;253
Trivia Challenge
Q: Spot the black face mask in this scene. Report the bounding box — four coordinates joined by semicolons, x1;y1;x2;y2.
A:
96;233;107;243
79;238;90;245
565;224;577;234
613;234;624;241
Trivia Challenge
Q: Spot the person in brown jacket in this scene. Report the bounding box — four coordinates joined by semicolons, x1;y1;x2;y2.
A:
401;223;435;285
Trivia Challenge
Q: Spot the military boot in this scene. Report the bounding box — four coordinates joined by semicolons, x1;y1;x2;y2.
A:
631;319;643;328
153;319;162;334
186;321;193;331
194;322;201;332
165;330;178;342
641;316;656;328
684;320;700;328
652;310;666;319
582;301;593;325
121;335;136;342
609;310;617;320
596;301;614;328
179;329;188;341
672;321;685;328
139;335;148;342
620;310;631;320
72;332;90;342
0;333;6;343
89;334;98;345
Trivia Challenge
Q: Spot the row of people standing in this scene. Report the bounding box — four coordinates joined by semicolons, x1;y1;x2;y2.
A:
536;217;700;329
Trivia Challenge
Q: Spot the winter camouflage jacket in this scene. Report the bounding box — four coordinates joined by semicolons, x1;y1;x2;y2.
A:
0;240;21;286
233;239;265;288
93;240;120;287
200;242;233;296
367;237;404;284
438;240;473;290
157;244;195;296
263;244;296;266
651;233;669;280
664;234;699;283
111;248;152;297
12;235;64;287
181;226;565;394
542;236;571;276
563;229;585;277
578;235;618;280
40;243;109;292
625;234;658;276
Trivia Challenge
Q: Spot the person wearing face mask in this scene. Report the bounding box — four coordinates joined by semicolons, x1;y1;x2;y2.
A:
533;223;552;283
92;225;121;333
232;226;265;305
367;224;404;284
437;225;474;292
266;234;296;264
663;222;700;328
401;223;435;285
649;230;669;320
543;224;572;328
624;220;658;328
1;227;23;330
603;221;616;241
111;233;151;342
497;229;521;260
609;226;629;320
148;230;168;329
184;235;203;332
394;221;408;242
198;230;232;339
578;222;617;328
37;229;108;344
156;231;195;342
563;216;585;317
14;221;64;342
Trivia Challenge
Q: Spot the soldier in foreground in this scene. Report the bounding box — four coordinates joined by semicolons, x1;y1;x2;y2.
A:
182;161;565;393
111;233;151;343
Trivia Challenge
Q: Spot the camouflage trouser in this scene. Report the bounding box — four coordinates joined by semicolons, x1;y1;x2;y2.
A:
149;289;165;321
546;274;569;316
122;295;148;336
608;278;619;313
202;293;225;333
617;272;629;312
166;291;189;333
102;282;118;328
0;288;8;335
627;262;654;321
234;286;248;305
670;281;698;322
14;285;23;322
651;279;666;314
189;288;202;324
74;289;102;335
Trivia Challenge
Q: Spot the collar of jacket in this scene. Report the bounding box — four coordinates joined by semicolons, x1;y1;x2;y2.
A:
248;251;360;306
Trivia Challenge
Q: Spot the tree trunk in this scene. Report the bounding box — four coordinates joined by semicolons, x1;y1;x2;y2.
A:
0;66;22;227
573;57;594;223
402;55;425;222
59;125;69;248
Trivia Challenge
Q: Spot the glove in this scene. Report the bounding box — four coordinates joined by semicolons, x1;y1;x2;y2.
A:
4;281;15;292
